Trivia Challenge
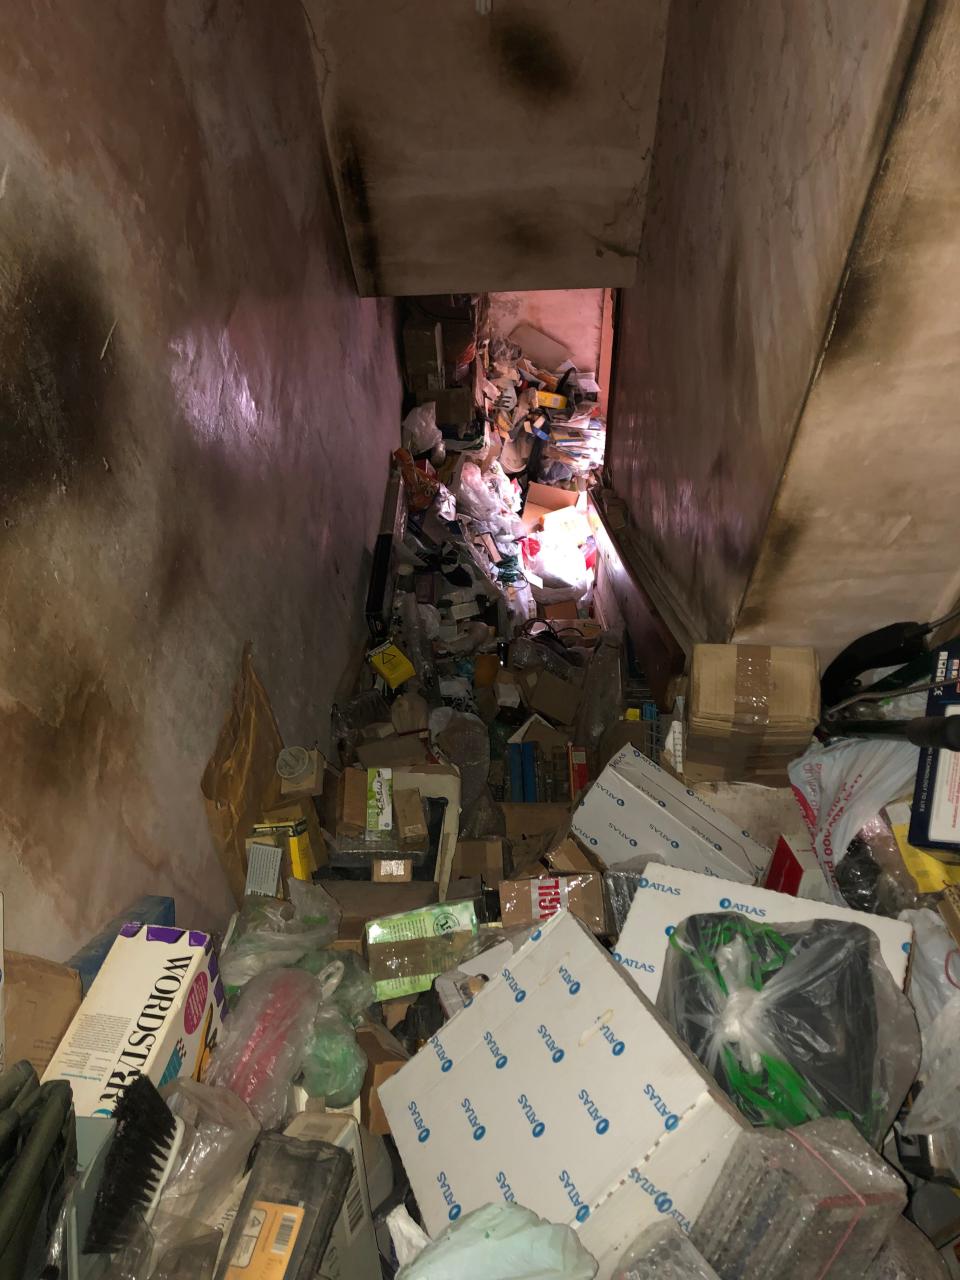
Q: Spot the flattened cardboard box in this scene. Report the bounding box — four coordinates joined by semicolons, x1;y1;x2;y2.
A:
379;911;749;1280
4;952;82;1075
571;746;768;883
613;864;913;1000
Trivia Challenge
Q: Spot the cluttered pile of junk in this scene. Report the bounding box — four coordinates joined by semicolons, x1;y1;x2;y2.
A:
9;301;960;1280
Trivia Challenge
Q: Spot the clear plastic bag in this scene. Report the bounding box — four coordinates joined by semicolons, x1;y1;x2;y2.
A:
657;913;920;1145
693;1118;906;1280
299;1006;368;1107
433;711;490;809
788;739;920;905
869;1216;951;1279
613;1222;719;1279
571;631;622;776
395;1203;597;1280
900;907;960;1031
297;947;376;1024
161;1079;259;1223
207;967;322;1130
220;882;340;991
402;403;442;455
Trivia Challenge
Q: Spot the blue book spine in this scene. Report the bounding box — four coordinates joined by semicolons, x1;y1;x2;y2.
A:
521;742;538;803
508;743;525;803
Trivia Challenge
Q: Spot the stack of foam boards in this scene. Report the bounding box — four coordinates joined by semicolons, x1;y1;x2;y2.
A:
612;864;914;1001
570;746;769;883
379;911;750;1280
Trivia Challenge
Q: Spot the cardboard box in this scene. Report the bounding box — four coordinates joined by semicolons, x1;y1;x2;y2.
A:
368;641;416;690
326;881;439;942
254;797;324;880
366;901;478;1000
613;864;913;999
403;318;445;401
394;787;428;842
284;1109;381;1280
338;768;369;837
356;1022;409;1136
500;803;571;843
452;839;504;885
379;912;749;1278
356;733;430;769
66;895;176;994
499;875;606;935
43;924;226;1116
4;951;82;1075
571;746;768;882
243;837;283;897
519;669;582;726
684;644;819;784
373;857;413;883
435;387;473;426
545;836;606;876
393;764;461;900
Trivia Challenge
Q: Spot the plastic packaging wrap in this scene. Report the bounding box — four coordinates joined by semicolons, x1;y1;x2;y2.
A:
509;635;581;681
612;1222;719;1279
300;1006;368;1107
433;711;490;809
868;1216;951;1278
456;460;523;538
836;816;927;917
603;868;647;937
657;913;920;1145
900;908;960;1031
571;631;623;776
220;883;340;991
395;1203;597;1280
207;967;323;1130
161;1080;260;1224
402;402;442;455
297;947;376;1024
693;1118;906;1280
788;739;920;905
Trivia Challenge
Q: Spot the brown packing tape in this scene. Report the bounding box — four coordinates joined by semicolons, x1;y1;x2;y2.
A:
366;930;477;983
733;644;773;727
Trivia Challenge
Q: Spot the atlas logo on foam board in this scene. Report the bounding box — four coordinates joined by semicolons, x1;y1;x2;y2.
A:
517;1092;547;1137
558;964;581;995
537;1023;566;1063
408;1100;431;1143
628;1169;694;1234
560;1170;591;1222
600;1023;626;1056
430;1033;454;1072
612;952;657;973
502;967;527;1003
578;1088;611;1135
595;781;626;807
483;1029;509;1069
437;1171;462;1221
649;824;681;850
644;1082;680;1131
610;822;639;848
719;896;766;918
497;1171;517;1204
638;877;682;896
461;1097;487;1141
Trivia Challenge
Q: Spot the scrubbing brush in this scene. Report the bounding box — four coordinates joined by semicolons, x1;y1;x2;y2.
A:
82;1075;185;1255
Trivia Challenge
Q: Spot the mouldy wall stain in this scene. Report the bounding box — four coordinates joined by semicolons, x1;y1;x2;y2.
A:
0;0;401;957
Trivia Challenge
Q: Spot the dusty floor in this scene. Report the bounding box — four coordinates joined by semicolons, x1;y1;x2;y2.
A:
0;1;401;957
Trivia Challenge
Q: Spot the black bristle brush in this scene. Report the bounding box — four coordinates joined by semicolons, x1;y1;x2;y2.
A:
83;1075;185;1255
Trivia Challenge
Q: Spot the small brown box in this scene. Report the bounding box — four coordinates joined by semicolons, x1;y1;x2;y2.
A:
452;838;504;885
393;788;428;842
372;857;413;883
498;873;606;935
337;768;368;836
